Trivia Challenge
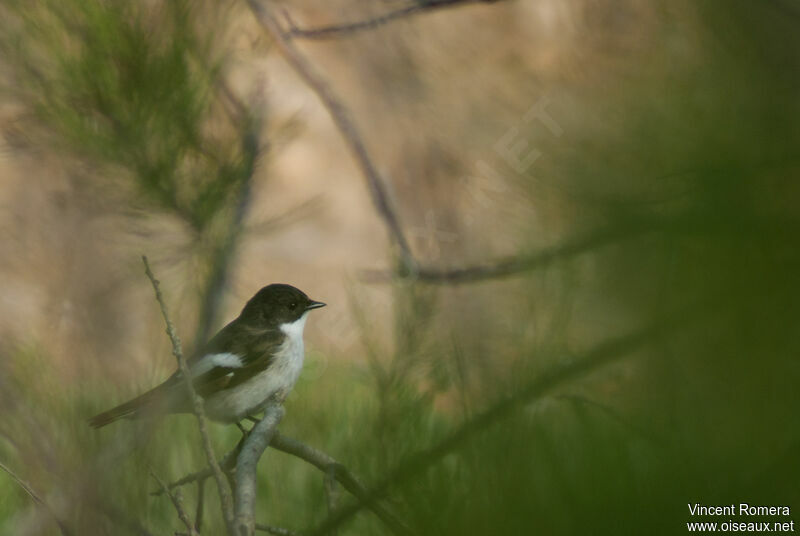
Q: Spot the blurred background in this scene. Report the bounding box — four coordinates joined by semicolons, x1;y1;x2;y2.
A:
1;0;799;534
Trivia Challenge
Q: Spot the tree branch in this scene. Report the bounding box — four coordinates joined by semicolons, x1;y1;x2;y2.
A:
269;433;414;536
152;439;243;495
308;313;689;535
157;429;414;535
151;471;198;536
0;459;72;536
141;256;236;534
234;403;285;536
256;525;303;536
363;217;725;285
194;477;207;532
363;225;645;284
245;1;415;272
286;0;503;40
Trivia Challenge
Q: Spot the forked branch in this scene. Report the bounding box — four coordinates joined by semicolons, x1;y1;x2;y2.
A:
157;431;413;536
151;470;198;536
245;1;415;273
271;433;414;536
142;256;236;534
234;403;285;536
363;225;649;284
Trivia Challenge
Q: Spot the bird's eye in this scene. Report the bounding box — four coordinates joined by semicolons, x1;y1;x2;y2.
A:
289;302;297;309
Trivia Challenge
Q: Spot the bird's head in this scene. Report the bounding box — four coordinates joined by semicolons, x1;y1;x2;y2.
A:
240;284;326;333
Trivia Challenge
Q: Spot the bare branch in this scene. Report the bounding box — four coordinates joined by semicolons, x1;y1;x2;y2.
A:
151;471;198;536
270;434;414;536
0;459;72;536
308;313;691;535
218;77;251;125
152;441;242;495
141;256;236;534
234;403;285;536
155;430;413;536
194;477;207;533
364;217;724;285
363;225;643;284
286;0;503;40
256;525;303;536
245;1;415;272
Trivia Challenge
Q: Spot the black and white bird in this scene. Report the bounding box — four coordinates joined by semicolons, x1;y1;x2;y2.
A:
89;284;326;428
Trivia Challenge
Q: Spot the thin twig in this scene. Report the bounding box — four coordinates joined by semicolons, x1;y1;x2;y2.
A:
363;225;643;284
308;313;690;535
270;434;413;536
219;77;250;125
234;403;285;536
142;256;236;534
256;525;303;536
361;218;723;285
245;1;415;272
0;460;72;536
152;441;242;495
286;0;502;40
195;477;207;532
154;430;413;535
151;471;198;536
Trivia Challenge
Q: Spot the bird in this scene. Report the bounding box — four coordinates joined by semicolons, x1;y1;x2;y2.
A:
89;284;326;428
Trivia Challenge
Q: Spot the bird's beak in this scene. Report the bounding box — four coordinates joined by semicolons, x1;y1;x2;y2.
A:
306;300;326;311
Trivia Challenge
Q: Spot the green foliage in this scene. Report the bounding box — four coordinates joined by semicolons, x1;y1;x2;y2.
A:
3;0;248;231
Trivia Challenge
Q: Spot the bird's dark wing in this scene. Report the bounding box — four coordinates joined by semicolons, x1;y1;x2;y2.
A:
165;319;286;401
89;318;286;424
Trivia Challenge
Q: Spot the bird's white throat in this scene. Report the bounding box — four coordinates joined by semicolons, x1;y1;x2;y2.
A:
279;311;309;341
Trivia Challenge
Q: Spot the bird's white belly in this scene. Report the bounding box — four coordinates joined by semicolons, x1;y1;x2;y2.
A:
203;337;304;422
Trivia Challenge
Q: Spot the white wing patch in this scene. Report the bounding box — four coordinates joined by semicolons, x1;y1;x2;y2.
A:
203;332;306;422
190;352;244;377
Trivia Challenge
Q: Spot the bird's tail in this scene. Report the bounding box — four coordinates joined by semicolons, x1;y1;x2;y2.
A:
88;388;164;428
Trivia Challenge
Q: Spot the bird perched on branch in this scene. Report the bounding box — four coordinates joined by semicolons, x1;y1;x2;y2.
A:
89;284;326;428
